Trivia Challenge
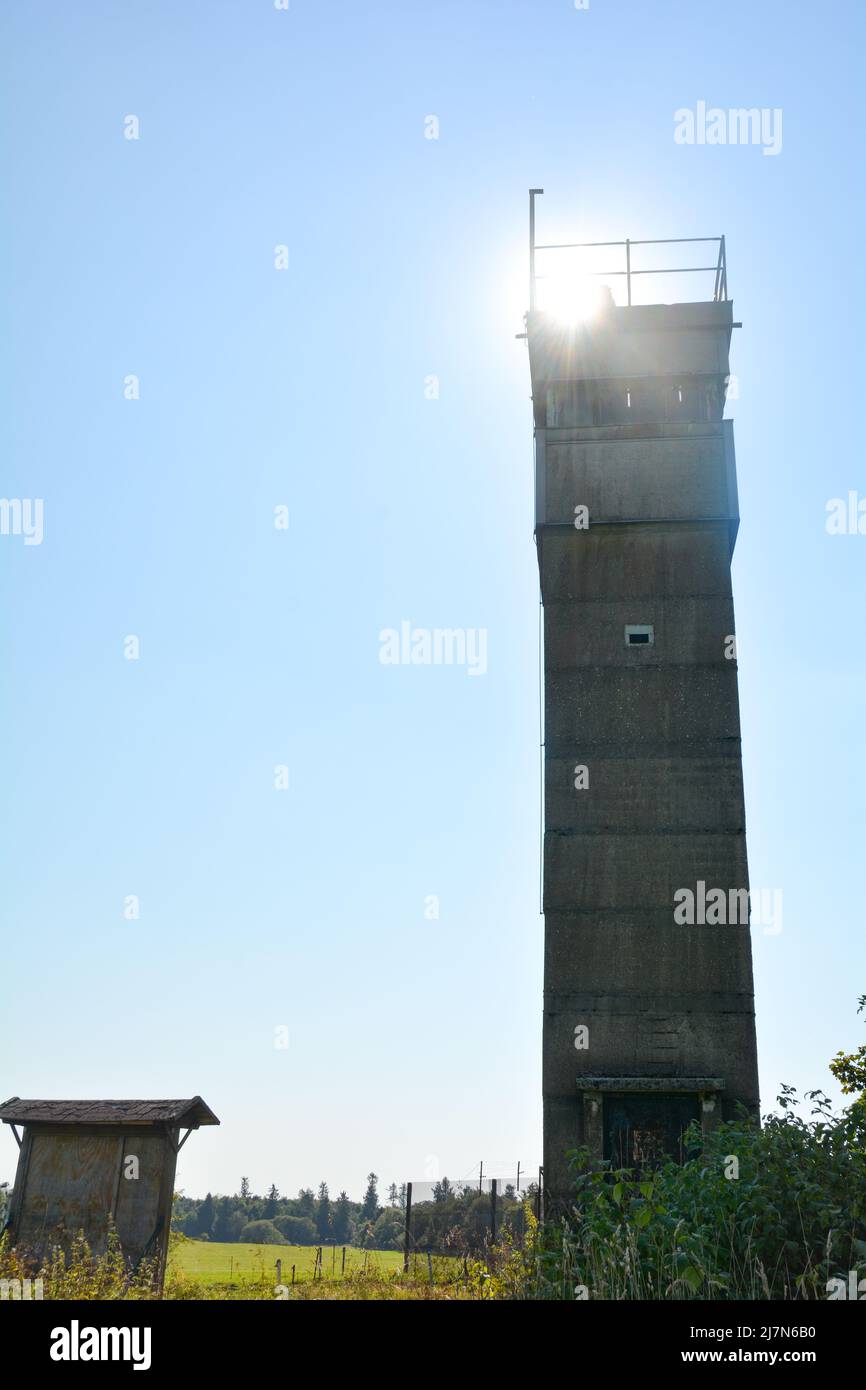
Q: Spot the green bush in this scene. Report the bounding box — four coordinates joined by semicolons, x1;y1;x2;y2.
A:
274;1215;317;1245
237;1220;286;1246
371;1207;404;1250
545;1087;866;1300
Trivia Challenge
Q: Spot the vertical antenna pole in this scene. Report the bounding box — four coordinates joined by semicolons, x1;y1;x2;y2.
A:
529;188;544;310
625;238;632;306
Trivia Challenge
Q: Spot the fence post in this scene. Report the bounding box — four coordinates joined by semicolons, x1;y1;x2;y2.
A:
491;1178;498;1244
291;1264;296;1286
275;1258;282;1286
403;1181;413;1275
341;1246;346;1275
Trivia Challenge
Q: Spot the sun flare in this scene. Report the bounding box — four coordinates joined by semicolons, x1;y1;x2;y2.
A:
543;274;610;326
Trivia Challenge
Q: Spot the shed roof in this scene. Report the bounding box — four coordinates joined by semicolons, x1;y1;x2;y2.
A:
0;1097;220;1127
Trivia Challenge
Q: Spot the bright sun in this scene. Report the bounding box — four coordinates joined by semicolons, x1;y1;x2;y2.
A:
544;274;610;326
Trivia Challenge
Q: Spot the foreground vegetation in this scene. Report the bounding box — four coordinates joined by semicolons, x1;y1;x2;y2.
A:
2;1091;862;1301
2;999;864;1300
544;1087;866;1300
531;999;866;1301
0;1230;474;1301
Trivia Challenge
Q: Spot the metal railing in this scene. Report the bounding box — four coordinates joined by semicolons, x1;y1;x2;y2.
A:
528;189;728;309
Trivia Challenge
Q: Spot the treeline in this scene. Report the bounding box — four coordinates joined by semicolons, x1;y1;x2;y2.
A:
172;1174;537;1252
172;1174;383;1249
406;1183;535;1253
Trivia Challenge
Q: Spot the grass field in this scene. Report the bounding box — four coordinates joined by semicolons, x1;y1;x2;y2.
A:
170;1239;405;1286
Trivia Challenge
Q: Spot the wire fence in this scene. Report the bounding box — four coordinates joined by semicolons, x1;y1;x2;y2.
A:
171;1165;543;1288
174;1244;404;1288
397;1170;542;1267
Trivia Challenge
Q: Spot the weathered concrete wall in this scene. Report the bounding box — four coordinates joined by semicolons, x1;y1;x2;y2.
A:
542;832;749;912
527;302;734;395
545;435;732;522
540;523;734;601
545;755;746;832
545;666;743;751
544;918;756;994
544;994;757;1092
544;596;736;667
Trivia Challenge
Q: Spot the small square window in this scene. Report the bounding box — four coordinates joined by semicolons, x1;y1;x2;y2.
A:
625;624;654;647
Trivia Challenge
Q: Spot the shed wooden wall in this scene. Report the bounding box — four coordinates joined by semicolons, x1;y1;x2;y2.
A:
9;1125;178;1277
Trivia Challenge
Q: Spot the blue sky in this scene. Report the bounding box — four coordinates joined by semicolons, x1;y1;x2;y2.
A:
2;0;864;1201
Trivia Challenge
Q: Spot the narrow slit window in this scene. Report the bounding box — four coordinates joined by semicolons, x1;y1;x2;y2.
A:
626;389;631;408
625;624;654;647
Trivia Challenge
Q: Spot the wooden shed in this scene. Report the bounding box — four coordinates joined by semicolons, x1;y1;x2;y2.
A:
0;1097;219;1285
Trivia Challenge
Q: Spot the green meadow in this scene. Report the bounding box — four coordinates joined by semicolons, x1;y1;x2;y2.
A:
170;1239;404;1286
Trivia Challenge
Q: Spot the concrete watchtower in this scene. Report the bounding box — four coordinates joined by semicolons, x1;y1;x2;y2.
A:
525;192;759;1209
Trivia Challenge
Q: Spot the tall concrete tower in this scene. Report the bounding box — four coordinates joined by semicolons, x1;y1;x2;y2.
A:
525;193;759;1209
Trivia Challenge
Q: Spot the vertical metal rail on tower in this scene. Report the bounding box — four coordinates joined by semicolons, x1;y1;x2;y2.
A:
529;188;544;311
